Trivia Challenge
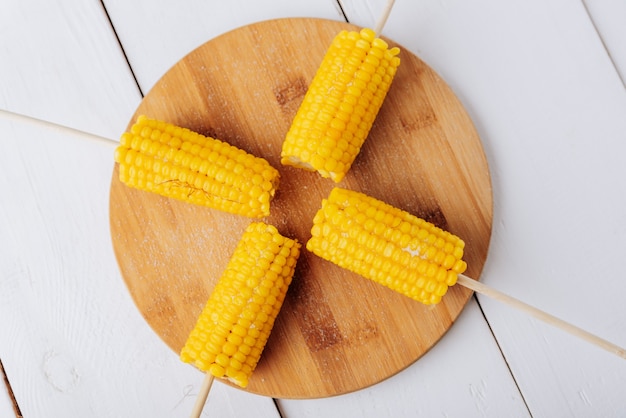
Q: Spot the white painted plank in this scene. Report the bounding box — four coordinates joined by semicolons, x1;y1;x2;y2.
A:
0;394;13;418
102;0;345;93
584;0;626;83
278;299;529;417
340;0;626;416
0;0;138;138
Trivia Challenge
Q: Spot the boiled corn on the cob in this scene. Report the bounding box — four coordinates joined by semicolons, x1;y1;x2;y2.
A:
114;115;279;218
281;28;401;183
307;188;466;305
180;222;300;388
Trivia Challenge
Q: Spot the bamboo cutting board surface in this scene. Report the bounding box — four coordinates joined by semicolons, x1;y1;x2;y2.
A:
109;18;492;399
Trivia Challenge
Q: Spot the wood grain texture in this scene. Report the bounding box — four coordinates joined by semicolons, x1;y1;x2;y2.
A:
584;0;626;84
109;18;492;398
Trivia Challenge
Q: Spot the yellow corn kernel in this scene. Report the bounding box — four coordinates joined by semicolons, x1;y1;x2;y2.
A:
281;28;401;183
114;115;279;218
307;188;466;305
180;222;301;388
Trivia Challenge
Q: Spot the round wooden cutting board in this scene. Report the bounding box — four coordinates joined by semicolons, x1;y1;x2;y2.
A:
109;18;492;399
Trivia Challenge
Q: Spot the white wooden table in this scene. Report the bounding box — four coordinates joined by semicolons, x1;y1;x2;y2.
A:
1;1;625;417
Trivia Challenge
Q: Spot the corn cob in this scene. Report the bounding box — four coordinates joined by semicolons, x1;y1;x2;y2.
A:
281;28;401;183
180;222;300;388
307;188;466;305
114;115;279;218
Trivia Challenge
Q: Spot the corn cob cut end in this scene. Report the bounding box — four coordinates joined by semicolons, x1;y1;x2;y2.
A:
180;222;301;388
307;188;466;305
114;115;279;218
281;28;401;183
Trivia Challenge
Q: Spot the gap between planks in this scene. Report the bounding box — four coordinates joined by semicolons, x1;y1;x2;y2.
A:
0;359;23;418
471;294;533;417
98;0;145;97
581;0;626;88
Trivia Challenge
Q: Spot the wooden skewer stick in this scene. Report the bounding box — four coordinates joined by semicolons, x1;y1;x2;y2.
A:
457;274;626;360
374;0;396;35
0;108;118;148
189;374;215;418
